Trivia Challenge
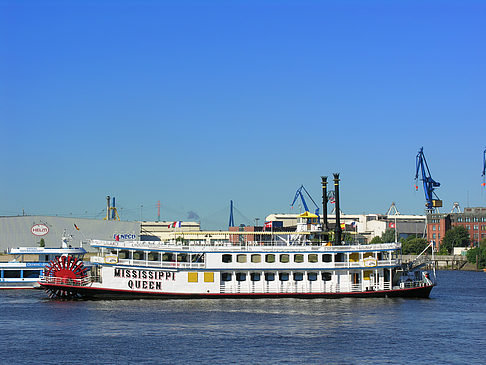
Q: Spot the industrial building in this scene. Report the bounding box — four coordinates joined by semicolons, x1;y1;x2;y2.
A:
1;208;426;253
264;212;426;243
0;216;140;252
427;207;486;246
0;216;206;252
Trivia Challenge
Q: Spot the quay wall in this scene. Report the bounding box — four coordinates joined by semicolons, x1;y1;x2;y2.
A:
402;254;478;270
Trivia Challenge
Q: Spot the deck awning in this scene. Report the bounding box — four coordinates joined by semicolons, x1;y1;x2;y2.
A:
299;211;318;218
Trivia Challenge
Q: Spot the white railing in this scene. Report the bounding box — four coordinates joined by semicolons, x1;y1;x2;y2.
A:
399;280;428;289
90;239;400;253
39;275;91;287
218;281;395;294
90;256;205;269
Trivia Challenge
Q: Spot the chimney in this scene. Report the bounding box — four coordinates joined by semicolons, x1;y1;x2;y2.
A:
333;173;342;245
321;176;329;231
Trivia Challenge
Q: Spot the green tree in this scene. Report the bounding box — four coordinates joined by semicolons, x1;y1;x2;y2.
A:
369;236;382;243
440;226;470;254
401;237;429;255
466;239;486;269
381;228;397;243
369;228;397;244
39;238;45;247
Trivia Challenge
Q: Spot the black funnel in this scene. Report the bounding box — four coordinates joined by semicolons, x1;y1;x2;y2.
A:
321;176;329;231
333;173;342;245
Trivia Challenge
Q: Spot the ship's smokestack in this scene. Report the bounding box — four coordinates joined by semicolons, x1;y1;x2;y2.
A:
321;176;329;231
333;173;342;245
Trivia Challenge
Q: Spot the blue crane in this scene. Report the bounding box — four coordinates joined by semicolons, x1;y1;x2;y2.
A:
482;148;486;187
415;147;442;212
291;185;320;216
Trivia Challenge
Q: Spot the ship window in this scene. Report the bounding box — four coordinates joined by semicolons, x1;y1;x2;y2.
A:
251;254;261;263
308;254;318;263
4;270;21;278
191;253;205;263
352;273;360;284
133;251;144;260
177;253;189;262
294;272;304;281
162;253;175;262
265;254;275;263
280;254;289;263
279;272;289;281
222;254;232;263
221;273;232;281
148;252;159;261
322;254;333;263
119;250;130;259
250;273;261;281
308;272;318;281
322;272;332;281
349;253;359;262
335;253;346;262
236;273;247;281
264;272;275;281
237;254;247;263
23;270;41;279
294;254;304;263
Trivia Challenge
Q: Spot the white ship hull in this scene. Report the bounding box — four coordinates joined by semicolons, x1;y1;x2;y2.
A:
39;239;435;299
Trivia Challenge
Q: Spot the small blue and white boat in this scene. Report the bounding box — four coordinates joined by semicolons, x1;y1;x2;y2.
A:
0;236;86;289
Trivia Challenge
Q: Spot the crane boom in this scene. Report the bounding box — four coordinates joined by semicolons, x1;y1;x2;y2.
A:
415;147;442;212
291;185;320;216
482;148;486;187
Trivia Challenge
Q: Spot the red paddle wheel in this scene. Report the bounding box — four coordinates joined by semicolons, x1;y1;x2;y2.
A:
43;255;88;299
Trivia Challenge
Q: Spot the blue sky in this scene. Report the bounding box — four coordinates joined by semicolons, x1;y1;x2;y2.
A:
1;0;485;228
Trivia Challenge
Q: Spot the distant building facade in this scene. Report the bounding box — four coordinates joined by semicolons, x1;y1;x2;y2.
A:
265;212;426;243
427;207;486;246
0;216;140;252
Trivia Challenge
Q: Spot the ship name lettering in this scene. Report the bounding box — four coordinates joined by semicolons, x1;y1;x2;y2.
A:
114;268;175;283
128;280;162;290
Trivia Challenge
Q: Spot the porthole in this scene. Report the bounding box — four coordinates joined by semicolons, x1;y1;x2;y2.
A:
265;254;275;263
308;254;318;263
265;272;275;281
322;272;332;281
221;273;232;281
280;254;289;263
222;254;232;263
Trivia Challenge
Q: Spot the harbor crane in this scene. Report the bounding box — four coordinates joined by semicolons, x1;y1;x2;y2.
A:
291;185;320;216
482;148;486;187
415;147;442;212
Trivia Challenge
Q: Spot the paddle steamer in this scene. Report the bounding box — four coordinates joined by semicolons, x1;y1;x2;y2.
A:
38;175;435;299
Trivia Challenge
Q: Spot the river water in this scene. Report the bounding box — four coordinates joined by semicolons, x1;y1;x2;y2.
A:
1;270;485;364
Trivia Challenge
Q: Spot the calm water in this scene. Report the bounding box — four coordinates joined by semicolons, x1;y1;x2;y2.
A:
1;270;485;364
